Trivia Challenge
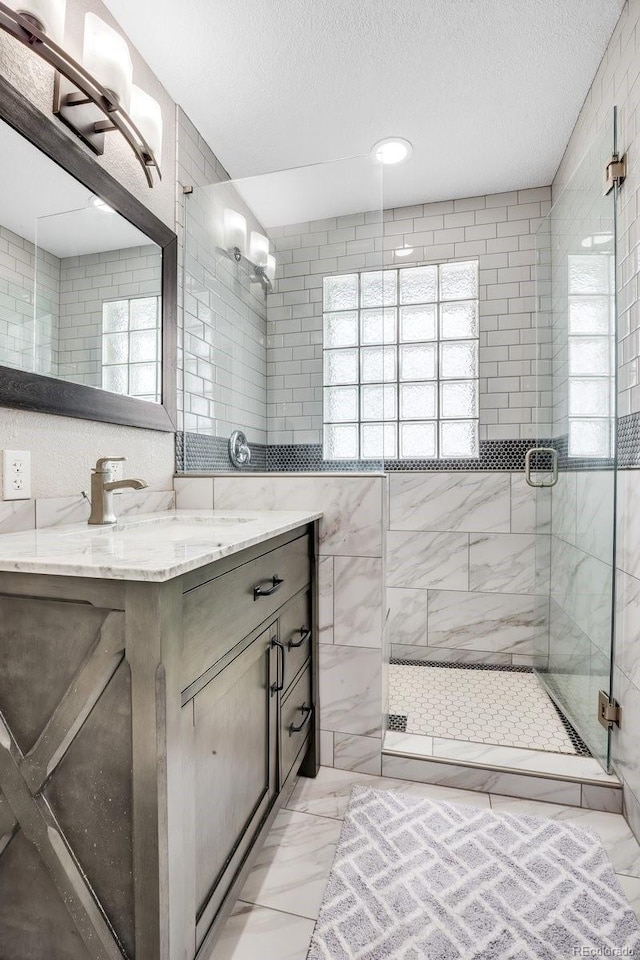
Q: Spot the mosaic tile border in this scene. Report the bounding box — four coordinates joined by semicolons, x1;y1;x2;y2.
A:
176;432;267;473
177;412;640;473
388;659;591;757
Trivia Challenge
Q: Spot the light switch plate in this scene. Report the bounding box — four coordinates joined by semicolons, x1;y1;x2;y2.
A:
2;450;31;500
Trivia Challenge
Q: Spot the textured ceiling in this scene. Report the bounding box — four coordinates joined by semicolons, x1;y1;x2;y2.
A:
104;0;624;209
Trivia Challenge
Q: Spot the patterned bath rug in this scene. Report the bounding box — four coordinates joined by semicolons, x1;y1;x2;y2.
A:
306;786;640;959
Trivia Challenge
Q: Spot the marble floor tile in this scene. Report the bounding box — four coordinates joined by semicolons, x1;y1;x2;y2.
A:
238;809;342;919
617;875;640;920
488;795;640;877
285;765;491;822
211;901;314;960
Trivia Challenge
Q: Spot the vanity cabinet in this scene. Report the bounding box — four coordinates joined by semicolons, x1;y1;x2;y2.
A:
0;521;319;960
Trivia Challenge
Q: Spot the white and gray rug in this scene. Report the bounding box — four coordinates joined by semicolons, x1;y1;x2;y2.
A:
307;786;640;959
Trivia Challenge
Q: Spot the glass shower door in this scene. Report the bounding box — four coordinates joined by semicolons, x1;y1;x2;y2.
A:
533;110;618;768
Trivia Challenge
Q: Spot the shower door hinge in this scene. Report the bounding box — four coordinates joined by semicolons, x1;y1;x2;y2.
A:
604;154;626;195
598;690;621;729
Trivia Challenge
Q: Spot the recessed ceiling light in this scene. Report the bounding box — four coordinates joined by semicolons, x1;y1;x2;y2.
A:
90;195;115;214
394;246;414;257
371;138;413;165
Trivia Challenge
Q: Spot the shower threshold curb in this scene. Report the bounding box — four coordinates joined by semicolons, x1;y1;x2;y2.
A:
381;744;622;812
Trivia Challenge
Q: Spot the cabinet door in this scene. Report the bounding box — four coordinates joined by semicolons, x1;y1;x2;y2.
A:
192;625;277;940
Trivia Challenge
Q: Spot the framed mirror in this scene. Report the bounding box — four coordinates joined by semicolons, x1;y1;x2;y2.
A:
0;75;177;431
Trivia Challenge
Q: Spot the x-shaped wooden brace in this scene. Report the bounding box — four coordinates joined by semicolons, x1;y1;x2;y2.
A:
0;611;128;960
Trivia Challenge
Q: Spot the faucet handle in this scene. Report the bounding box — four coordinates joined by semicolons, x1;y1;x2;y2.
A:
93;456;127;472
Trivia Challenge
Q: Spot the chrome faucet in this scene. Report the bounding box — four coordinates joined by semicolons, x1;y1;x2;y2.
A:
88;457;148;525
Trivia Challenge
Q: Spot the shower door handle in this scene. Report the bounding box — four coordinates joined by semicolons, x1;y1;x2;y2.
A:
525;447;558;488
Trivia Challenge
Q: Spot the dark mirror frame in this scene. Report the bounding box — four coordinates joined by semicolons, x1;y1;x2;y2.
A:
0;75;177;432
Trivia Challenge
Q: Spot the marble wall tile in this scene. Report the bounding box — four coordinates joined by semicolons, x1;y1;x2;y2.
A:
35;494;90;527
389;472;510;533
581;784;624;814
386;588;428;648
510;473;551;534
0;500;35;533
624;782;640;845
617;470;640;580
390;644;514;665
318;645;382;737
381;755;583;805
117;490;175;516
551;471;577;546
427;590;540;655
611;667;640;808
333;557;382;648
333;733;382;776
469;533;537;594
615;569;640;689
317;556;334;645
214;476;384;557
174;476;214;509
576;471;615;564
387;530;468;590
319;730;334;767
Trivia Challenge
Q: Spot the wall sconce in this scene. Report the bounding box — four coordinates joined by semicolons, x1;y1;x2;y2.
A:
220;209;275;289
0;1;162;186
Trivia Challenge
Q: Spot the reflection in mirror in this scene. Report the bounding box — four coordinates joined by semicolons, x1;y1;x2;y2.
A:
0;117;163;402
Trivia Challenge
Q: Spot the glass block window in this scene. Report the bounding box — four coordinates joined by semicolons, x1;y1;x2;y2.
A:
322;262;479;460
567;254;615;458
101;297;162;403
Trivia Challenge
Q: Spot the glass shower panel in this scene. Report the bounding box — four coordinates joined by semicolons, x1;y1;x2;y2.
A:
181;155;384;472
533;110;617;768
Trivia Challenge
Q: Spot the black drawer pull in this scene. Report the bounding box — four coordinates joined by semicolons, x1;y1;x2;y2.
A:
289;703;312;735
288;626;311;650
271;638;285;693
254;575;284;600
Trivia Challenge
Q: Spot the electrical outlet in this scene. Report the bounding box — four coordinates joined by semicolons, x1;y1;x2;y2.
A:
2;450;31;500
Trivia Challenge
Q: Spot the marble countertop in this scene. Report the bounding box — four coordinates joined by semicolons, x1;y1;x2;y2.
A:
0;510;322;582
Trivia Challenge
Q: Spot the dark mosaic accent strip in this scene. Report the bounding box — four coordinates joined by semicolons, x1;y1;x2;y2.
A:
267;439;557;473
618;411;640;468
387;714;408;733
390;659;534;673
176;414;640;474
176;432;267;473
549;700;592;757
388;659;592;757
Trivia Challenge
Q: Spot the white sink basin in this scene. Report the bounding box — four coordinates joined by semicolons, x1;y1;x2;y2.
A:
60;513;258;546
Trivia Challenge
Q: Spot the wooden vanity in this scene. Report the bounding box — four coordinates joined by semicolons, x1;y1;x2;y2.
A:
0;513;320;960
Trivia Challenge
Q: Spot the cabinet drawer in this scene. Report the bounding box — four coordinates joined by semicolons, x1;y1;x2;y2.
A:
280;666;312;786
278;590;312;695
183;532;310;691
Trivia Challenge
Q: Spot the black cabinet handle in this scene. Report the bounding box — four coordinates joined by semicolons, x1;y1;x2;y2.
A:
288;626;311;650
254;575;284;600
289;703;312;735
271;638;285;694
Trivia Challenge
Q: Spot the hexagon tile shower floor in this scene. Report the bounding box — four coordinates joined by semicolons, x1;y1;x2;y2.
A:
388;663;588;755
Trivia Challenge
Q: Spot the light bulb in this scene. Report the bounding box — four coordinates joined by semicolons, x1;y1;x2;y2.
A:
6;0;65;43
249;231;269;267
371;138;413;165
224;210;247;255
83;13;133;111
131;85;163;160
265;255;277;283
